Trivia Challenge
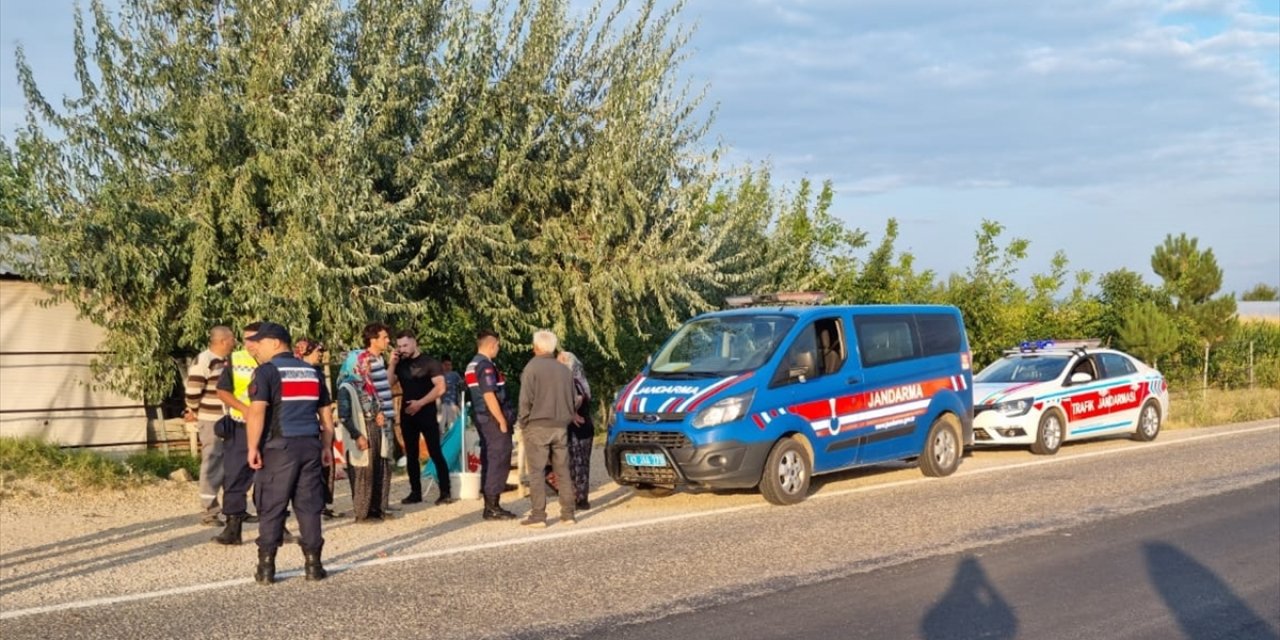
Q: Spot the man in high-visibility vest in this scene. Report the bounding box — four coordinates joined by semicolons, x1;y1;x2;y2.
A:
211;322;262;545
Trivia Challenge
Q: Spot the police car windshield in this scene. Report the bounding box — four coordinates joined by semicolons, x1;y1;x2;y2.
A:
649;315;796;378
974;355;1071;384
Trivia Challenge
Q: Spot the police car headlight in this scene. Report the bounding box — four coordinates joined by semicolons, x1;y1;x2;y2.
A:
691;391;755;429
995;398;1032;417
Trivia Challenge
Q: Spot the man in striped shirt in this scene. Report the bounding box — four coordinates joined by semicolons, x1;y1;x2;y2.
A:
185;326;236;526
361;323;398;429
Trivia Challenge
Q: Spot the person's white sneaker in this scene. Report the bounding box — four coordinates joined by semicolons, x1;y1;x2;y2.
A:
397;456;407;468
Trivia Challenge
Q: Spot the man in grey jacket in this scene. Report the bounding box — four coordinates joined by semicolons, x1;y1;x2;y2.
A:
517;330;577;527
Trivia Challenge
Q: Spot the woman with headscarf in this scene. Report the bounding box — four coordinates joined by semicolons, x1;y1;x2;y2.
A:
557;351;593;511
336;349;394;522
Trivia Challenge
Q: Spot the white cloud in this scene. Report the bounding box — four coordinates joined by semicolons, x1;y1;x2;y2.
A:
681;0;1278;195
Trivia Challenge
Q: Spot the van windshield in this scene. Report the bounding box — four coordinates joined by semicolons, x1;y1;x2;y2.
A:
974;355;1070;384
649;315;796;378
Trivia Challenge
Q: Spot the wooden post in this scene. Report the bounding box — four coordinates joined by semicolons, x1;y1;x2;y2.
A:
1202;343;1210;400
1249;340;1255;389
146;405;170;454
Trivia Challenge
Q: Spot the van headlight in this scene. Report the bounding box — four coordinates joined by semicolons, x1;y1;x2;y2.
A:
691;391;755;429
995;398;1032;417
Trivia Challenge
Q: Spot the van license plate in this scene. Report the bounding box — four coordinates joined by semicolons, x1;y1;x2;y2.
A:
624;452;667;467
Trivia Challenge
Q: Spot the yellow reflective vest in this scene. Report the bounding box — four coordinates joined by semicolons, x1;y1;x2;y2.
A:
227;350;258;422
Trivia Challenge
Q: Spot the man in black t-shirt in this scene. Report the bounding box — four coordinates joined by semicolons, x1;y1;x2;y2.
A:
388;329;453;505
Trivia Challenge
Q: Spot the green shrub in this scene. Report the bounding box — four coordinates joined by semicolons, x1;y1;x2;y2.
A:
0;437;139;495
124;450;202;479
0;437;202;498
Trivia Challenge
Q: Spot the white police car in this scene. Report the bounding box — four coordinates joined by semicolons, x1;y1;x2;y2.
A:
971;341;1169;454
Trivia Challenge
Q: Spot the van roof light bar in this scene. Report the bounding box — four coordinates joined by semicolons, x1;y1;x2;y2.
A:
725;291;828;308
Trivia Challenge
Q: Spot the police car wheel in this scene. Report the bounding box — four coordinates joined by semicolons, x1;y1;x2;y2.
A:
1030;410;1064;456
760;438;811;506
1131;401;1161;442
920;414;962;477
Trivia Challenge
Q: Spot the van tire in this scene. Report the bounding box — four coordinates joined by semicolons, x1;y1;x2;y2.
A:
1030;410;1064;456
760;438;811;505
919;414;962;477
1132;401;1161;442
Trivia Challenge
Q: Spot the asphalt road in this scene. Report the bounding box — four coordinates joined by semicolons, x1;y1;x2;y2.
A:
602;479;1280;640
1;421;1277;640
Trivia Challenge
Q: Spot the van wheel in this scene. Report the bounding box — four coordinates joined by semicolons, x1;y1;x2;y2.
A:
760;438;811;505
634;483;675;498
1030;410;1063;455
1132;401;1161;442
919;414;962;477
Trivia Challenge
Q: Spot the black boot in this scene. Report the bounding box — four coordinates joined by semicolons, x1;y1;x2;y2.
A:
482;495;517;521
212;515;244;545
303;546;327;581
255;548;276;585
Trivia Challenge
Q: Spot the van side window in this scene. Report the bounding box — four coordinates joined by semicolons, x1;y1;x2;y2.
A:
854;315;919;367
916;313;962;357
772;317;845;386
815;317;846;375
775;325;819;385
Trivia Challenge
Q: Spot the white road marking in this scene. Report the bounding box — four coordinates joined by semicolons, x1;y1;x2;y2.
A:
2;421;1276;621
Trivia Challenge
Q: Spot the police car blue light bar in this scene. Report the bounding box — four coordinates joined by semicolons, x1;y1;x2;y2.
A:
1007;338;1103;354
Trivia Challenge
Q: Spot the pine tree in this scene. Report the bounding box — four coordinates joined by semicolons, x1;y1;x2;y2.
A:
1117;302;1180;368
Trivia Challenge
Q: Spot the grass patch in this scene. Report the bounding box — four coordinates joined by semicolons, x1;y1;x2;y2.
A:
0;437;200;500
1166;388;1280;429
123;450;201;480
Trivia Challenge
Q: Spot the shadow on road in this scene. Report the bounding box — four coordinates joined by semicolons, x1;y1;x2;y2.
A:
0;514;218;597
1144;541;1278;640
921;555;1018;640
326;484;636;565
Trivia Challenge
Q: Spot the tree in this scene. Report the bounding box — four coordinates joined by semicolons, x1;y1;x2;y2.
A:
1151;233;1230;311
942;220;1031;366
1149;233;1236;391
2;0;750;402
1241;284;1280;301
1116;302;1180;368
1095;268;1166;342
835;218;938;305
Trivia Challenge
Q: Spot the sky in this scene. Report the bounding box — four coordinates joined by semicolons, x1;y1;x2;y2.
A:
1;0;1277;295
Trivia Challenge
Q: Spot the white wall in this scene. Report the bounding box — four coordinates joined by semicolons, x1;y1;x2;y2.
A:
0;279;148;447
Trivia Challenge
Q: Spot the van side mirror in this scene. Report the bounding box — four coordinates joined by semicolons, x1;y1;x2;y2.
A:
1069;371;1093;384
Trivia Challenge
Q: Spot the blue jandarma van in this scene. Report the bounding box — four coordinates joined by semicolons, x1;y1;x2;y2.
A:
605;293;975;505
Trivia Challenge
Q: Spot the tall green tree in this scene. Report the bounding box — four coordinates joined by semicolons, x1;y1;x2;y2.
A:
943;220;1030;366
1150;233;1237;389
1241;284;1280;301
1151;233;1226;310
1116;301;1180;368
0;0;751;402
836;218;938;305
1026;251;1101;343
1095;268;1167;341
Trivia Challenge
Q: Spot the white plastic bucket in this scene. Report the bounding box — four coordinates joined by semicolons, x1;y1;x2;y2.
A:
450;472;482;500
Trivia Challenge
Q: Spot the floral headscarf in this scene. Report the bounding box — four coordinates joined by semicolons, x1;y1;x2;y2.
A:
557;351;591;400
